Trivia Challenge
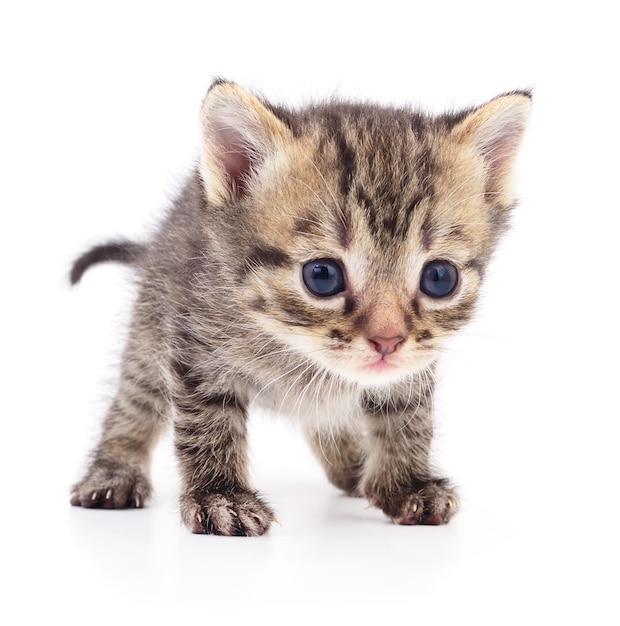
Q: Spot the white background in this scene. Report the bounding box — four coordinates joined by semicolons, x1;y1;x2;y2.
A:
1;1;618;623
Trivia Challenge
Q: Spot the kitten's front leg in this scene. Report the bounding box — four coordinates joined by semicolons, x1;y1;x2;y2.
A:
172;367;274;536
360;387;459;526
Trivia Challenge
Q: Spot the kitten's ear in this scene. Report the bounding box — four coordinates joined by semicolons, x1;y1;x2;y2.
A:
199;80;291;206
453;91;531;201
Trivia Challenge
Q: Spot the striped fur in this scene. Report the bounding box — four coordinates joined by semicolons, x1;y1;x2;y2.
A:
70;81;530;534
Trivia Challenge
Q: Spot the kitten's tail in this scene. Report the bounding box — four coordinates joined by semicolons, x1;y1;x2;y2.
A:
70;240;147;285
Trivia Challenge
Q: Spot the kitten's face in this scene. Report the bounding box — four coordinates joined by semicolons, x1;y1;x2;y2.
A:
199;84;529;387
241;128;490;386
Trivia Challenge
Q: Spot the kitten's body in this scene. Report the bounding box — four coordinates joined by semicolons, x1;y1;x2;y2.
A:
70;82;530;535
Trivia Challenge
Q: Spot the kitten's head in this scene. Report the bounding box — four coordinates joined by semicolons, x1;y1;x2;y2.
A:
199;81;530;387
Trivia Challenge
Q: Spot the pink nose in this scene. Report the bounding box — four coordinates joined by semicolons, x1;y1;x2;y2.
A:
367;335;405;356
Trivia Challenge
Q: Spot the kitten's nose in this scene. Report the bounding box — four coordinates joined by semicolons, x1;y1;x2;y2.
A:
367;335;405;356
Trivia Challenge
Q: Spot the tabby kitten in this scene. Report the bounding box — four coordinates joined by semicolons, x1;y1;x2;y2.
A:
70;80;530;535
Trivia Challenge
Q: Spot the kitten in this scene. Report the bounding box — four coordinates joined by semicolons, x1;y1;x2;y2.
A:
70;80;530;535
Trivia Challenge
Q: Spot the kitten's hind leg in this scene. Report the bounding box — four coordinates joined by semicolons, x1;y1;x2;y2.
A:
305;426;365;497
71;335;168;510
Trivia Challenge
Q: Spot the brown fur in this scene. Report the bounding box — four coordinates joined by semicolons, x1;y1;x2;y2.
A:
70;81;530;535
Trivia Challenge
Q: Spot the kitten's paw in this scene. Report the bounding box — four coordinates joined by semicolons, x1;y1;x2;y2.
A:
70;461;151;509
180;491;276;536
367;480;459;526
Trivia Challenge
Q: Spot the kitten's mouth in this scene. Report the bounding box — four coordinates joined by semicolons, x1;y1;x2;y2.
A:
343;355;408;386
364;358;396;372
346;349;435;386
356;354;401;377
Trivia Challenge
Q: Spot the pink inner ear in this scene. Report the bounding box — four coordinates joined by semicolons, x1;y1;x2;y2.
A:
475;104;529;191
213;124;255;197
483;128;522;174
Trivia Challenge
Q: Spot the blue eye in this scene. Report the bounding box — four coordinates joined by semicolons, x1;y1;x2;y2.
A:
420;260;458;298
302;259;346;297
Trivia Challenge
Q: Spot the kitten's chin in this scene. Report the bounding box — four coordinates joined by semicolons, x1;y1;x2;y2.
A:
333;353;436;388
